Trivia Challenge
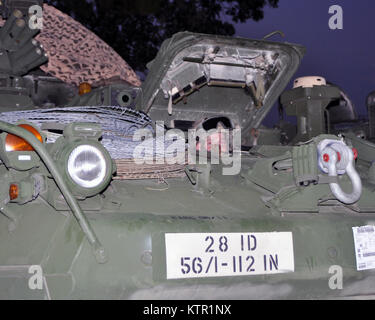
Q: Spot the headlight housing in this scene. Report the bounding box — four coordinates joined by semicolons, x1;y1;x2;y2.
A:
67;144;108;189
49;123;115;198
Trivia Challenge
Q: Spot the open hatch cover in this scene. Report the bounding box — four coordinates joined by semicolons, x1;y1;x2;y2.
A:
138;32;305;145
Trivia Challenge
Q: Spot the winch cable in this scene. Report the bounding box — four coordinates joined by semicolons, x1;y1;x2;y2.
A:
0;120;107;264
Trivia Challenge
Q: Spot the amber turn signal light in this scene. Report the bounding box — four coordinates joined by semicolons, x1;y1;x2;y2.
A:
5;124;43;152
9;184;18;200
79;82;92;95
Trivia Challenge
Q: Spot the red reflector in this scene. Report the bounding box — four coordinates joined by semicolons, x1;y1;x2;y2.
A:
352;148;358;160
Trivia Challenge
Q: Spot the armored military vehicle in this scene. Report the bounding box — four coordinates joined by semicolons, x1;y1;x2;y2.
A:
0;2;375;300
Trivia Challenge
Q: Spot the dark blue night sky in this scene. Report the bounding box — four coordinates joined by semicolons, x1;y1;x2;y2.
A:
232;0;374;125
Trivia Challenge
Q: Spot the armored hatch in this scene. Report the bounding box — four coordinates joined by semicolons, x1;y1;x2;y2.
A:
138;31;305;146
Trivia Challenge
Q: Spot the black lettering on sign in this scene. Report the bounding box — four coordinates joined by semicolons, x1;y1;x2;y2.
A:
264;255;267;271
206;256;213;273
269;254;278;270
263;254;279;271
181;257;191;274
219;236;228;252
241;235;257;251
205;236;214;253
246;256;255;272
192;257;203;274
249;235;257;251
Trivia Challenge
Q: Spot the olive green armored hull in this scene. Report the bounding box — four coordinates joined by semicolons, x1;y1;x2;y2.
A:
1;4;375;299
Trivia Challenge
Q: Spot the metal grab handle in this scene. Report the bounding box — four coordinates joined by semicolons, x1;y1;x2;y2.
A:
0;120;107;263
263;30;285;40
321;144;362;204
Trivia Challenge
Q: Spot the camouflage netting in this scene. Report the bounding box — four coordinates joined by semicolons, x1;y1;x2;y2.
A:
36;4;141;87
0;5;141;86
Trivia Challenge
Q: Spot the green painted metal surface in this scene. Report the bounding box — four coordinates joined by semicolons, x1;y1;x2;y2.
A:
0;5;374;299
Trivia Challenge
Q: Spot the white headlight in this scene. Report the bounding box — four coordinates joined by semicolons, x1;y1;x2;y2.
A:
67;145;107;188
